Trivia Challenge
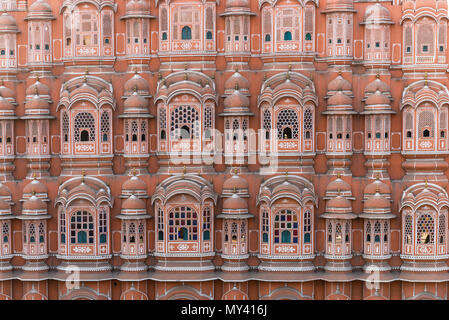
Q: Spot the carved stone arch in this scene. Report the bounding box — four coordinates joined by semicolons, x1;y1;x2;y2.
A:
258;72;317;108
158;285;212;300
155;0;219;7
260;286;311;300
257;175;317;208
401;80;449;111
400;182;449;213
407;291;443;300
258;0;319;9
60;287;110;300
22;291;47;300
222;288;248;300
60;0;117;13
120;288;148;300
57;75;115;111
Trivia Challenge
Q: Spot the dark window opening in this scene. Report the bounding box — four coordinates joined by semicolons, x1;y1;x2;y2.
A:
305;33;312;41
206;31;213;40
162;32;167;40
132;134;138;142
282;127;292;139
423;129;430;137
160;130;166;140
284;31;292;41
375;132;381;139
406;131;412;138
182;26;192;40
265;34;271;42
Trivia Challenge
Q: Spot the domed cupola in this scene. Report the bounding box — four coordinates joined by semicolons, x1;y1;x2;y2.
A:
224;70;250;96
361;3;393;25
122;0;154;18
119;194;148;217
222;0;254;15
121;88;152;118
23;91;52;119
324;174;354;199
218;193;252;219
0;13;18;33
22;177;49;201
0;80;15;104
0;94;15;119
222;171;249;198
324;0;354;12
25;0;55;21
123;72;151;98
120;172;148;198
322;194;356;219
25;78;52;103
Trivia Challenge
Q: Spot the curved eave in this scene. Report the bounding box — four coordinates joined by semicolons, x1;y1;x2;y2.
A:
219;11;256;17
20;115;56;120
322;110;358;115
120;14;156;20
118;114;154;119
218;111;254;116
116;214;152;220
0;116;18;120
0;214;14;220
360;20;394;25
320;213;357;219
358;213;396;219
216;213;254;219
360;110;395;115
0;30;19;34
24;15;56;21
16;214;51;220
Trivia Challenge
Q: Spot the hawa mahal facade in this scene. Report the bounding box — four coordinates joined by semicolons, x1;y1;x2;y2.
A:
0;0;449;300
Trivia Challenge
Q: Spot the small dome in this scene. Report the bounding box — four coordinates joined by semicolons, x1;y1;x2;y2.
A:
328;74;352;92
223;193;248;210
327;195;352;210
0;198;10;213
326;177;351;194
224;71;250;92
23;195;47;211
124;91;149;110
122;175;147;193
364;179;391;196
363;3;392;23
29;0;52;14
0;182;11;197
26;80;50;97
275;78;302;93
0;82;14;99
223;174;249;191
23;178;48;195
364;193;391;210
0;95;14;112
327;91;352;106
365;77;390;94
226;0;250;8
126;0;150;13
25;94;50;111
124;73;150;94
122;194;146;210
365;90;390;106
0;13;18;33
223;90;250;109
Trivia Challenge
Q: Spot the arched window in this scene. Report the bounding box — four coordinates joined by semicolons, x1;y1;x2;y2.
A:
277;109;299;139
439;214;446;244
38;222;45;243
100;111;110;142
203;207;211;241
405;112;413;138
60;211;66;244
263;9;272;42
417;213;434;244
345;222;350;242
405;214;413;244
168;206;198;241
29;223;36;243
366;221;371;242
263;109;271;139
262;209;269;243
70;210;94;244
231;222;238;242
305;33;312;41
170;105;200;140
157;207;164;241
206;31;213;40
138;223;144;243
327;222;332;242
383;221;389;242
129;223;136;243
159;106;167;140
74;112;96;142
2;222;8;243
284;31;292;41
99;209;107;244
303;109;313;139
182;26;192;40
374;221;381;242
335;223;342;244
224;221;229;242
418;110;434;138
274;209;298;244
304;210;311;243
131;120;138;141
